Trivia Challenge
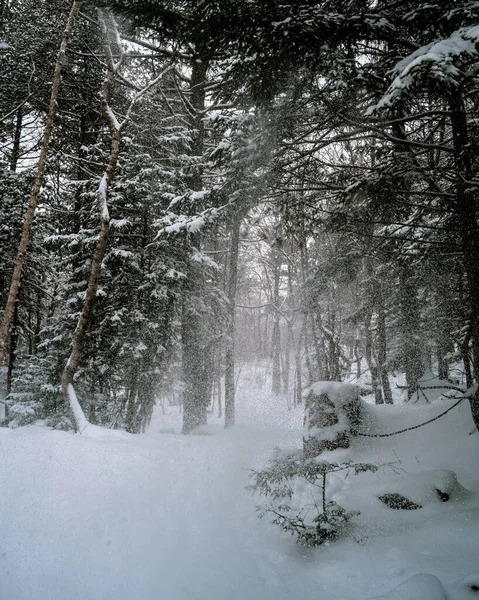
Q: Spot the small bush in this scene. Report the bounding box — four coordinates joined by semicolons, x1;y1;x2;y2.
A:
248;449;377;546
6;402;39;428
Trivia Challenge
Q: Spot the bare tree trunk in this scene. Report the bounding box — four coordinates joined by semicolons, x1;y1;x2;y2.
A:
5;302;18;419
293;318;305;405
181;53;210;434
364;309;382;404
217;371;222;418
282;320;291;396
9;107;23;172
377;298;393;404
303;315;317;383
354;331;361;379
5;108;23;401
449;89;479;428
398;266;423;400
0;0;83;366
271;239;282;396
310;314;328;379
224;207;244;428
125;374;139;433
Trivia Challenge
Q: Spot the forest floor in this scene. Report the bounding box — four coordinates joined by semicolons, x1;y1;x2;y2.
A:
1;365;479;600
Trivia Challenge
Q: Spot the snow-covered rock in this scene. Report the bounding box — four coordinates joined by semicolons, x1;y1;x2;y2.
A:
303;381;361;457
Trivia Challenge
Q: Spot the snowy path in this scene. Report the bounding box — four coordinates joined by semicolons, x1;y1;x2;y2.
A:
1;377;479;600
0;421;318;600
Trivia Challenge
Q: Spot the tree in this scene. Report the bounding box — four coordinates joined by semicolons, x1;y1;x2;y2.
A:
0;0;83;366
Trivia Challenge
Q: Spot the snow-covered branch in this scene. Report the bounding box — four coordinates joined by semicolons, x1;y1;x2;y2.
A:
368;26;479;113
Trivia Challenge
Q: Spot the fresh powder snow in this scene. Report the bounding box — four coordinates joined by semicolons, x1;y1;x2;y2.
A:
1;365;478;600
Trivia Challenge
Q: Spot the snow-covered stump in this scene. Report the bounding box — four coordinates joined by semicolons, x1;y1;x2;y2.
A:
303;382;362;458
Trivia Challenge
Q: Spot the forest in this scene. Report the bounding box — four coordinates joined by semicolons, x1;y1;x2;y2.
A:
1;0;479;435
1;2;479;599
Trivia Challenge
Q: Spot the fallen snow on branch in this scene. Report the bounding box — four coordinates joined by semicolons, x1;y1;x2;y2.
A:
98;173;110;222
368;25;479;113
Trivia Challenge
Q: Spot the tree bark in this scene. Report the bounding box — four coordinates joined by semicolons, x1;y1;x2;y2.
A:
0;0;83;366
62;90;120;432
181;54;211;434
377;297;393;404
398;265;423;400
364;309;382;404
5;301;18;418
224;207;244;428
449;88;479;428
9;107;23;172
271;238;282;395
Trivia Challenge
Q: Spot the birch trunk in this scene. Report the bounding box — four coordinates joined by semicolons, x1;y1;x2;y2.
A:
0;0;83;366
62;90;120;432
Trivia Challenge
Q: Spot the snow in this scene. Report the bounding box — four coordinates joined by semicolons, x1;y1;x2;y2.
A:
0;366;5;421
368;25;479;113
373;573;448;600
303;381;360;442
190;247;219;269
104;103;121;132
1;365;478;600
190;190;208;201
160;208;220;235
306;380;359;405
409;369;465;404
98;173;110;222
67;383;89;433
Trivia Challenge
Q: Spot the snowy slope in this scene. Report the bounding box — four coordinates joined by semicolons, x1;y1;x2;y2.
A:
0;366;478;600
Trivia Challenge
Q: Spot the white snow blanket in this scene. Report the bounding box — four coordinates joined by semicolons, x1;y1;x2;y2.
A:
0;365;478;600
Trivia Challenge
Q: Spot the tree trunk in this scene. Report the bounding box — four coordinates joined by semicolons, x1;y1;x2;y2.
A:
0;0;83;366
271;240;282;395
271;318;281;395
398;266;423;400
282;319;291;396
364;309;382;404
9;107;23;172
293;318;304;405
310;314;327;379
354;331;361;379
447;89;479;427
62;74;121;431
303;315;317;383
377;297;393;404
5;301;18;418
181;297;210;432
181;53;211;434
224;207;244;428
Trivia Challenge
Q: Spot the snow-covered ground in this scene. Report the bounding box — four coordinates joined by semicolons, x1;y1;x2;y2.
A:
1;365;478;600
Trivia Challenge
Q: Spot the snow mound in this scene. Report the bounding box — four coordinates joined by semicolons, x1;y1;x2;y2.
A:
374;573;447;600
462;573;479;594
305;381;360;406
374;469;470;508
